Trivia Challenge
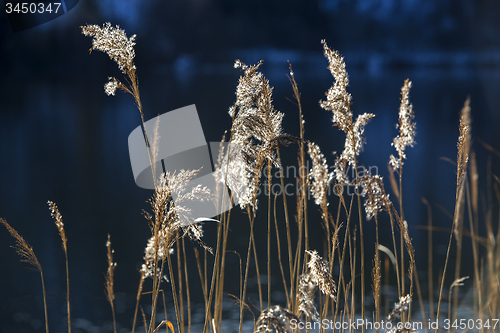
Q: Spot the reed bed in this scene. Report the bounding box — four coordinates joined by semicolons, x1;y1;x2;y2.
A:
2;23;500;333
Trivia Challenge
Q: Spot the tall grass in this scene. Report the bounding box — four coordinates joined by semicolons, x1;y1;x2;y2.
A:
1;22;500;333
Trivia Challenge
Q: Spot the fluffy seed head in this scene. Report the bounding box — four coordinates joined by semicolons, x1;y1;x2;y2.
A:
390;79;416;170
306;250;337;300
297;273;320;321
254;305;297;333
387;294;412;322
81;22;137;74
357;174;391;220
308;142;333;206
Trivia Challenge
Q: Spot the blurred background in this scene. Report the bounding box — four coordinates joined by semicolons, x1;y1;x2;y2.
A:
1;1;500;332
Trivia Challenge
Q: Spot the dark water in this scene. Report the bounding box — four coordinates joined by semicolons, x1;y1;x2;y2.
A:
2;1;500;332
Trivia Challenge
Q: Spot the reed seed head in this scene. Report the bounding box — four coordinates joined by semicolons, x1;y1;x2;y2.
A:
254;305;297;333
457;97;471;195
357;174;391;220
390;79;416;170
305;250;337;300
308;142;333;206
48;200;67;251
1;218;42;272
297;273;320;321
387;294;412;322
105;234;116;305
319;40;352;133
141;169;215;279
226;59;288;209
320;41;375;184
104;77;123;96
81;22;137;74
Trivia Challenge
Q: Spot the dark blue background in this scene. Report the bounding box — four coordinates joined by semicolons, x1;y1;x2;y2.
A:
1;1;500;332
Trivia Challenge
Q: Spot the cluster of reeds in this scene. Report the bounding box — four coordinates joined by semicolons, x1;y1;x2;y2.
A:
1;22;500;333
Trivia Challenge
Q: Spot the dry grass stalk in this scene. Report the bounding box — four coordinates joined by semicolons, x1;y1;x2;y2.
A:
421;197;434;322
320;39;374;330
288;63;311;316
1;218;49;333
81;23;157;188
48;201;71;333
451;100;471;317
457;97;471;199
448;276;469;333
372;222;382;331
226;59;295;330
320;40;375;185
307;141;333;268
141;306;148;333
131;271;146;333
105;234;117;333
141;169;213;333
387;79;416;324
435;97;472;332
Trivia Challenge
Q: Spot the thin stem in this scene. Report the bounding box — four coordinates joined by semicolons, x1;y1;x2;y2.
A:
132;272;146;333
267;159;272;307
422;198;434;322
182;238;191;333
276;148;293;307
273;194;290;305
40;271;49;333
353;149;365;332
203;212;224;333
166;253;182;333
176;239;184;333
64;249;71;333
435;174;467;332
239;212;255;333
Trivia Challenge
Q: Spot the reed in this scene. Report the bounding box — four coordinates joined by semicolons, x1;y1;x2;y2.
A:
48;201;71;333
3;21;500;333
1;218;49;333
105;234;117;333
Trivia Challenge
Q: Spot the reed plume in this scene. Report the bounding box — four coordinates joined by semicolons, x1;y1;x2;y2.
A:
142;169;214;333
320;40;375;184
320;39;372;329
297;273;320;321
105;234;117;333
1;218;49;333
254;305;298;333
141;169;214;267
389;79;416;171
456;97;471;199
48;201;71;333
305;250;337;300
81;23;157;188
435;98;472;331
357;174;391;220
307;141;333;207
387;294;412;322
226;60;287;209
